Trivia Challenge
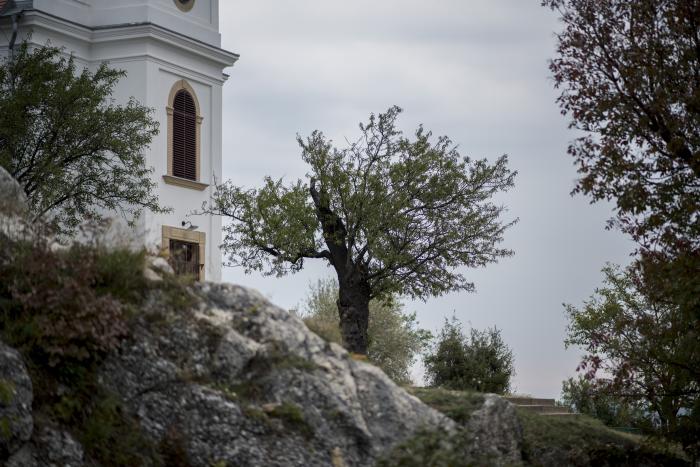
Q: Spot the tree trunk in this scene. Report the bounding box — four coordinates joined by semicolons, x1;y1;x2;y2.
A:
336;277;371;354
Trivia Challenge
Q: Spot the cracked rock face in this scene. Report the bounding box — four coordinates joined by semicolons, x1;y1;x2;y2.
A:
100;282;454;466
0;341;33;458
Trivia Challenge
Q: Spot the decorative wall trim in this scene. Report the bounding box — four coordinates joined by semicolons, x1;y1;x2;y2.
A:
6;11;239;68
162;175;208;191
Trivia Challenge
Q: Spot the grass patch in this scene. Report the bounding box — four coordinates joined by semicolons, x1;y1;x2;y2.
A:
0;379;15;405
408;387;484;425
0;417;11;440
267;402;314;439
399;387;689;466
376;428;469;467
517;408;688;466
80;392;162;466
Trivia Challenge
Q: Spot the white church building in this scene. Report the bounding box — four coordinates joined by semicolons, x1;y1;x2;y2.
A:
0;0;238;281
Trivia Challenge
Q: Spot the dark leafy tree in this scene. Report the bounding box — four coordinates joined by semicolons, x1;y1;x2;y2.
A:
545;2;700;453
424;316;515;394
543;0;700;255
0;42;167;235
565;264;699;443
203;106;516;353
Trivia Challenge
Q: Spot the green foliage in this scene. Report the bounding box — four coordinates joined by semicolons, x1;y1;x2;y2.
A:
0;231;201;466
565;264;698;451
424;316;514;394
543;0;700;255
300;278;431;384
560;375;650;430
207;106;516;296
0;42;167;235
0;417;10;440
204;106;516;352
545;2;700;455
0;379;14;405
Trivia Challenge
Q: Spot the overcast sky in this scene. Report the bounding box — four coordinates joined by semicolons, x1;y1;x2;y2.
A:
217;0;633;398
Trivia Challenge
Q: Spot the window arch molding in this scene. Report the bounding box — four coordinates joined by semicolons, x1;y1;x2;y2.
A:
165;79;207;190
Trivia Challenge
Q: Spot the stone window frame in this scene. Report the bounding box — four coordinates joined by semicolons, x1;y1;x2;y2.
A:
163;79;208;191
162;225;206;281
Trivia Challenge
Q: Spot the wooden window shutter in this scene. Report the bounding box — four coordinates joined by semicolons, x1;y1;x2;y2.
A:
172;90;197;180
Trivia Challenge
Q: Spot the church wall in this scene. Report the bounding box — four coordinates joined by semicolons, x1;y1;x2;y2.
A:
0;4;235;282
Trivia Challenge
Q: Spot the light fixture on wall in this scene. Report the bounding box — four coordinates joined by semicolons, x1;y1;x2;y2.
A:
182;220;199;231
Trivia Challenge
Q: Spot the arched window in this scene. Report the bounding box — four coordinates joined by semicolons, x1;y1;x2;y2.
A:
164;80;205;190
172;90;197;180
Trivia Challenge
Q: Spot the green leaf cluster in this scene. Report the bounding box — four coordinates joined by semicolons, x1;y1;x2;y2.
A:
0;42;167;235
206;106;516;301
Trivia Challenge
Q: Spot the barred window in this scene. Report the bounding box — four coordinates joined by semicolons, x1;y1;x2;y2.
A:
169;238;201;280
172;90;197;180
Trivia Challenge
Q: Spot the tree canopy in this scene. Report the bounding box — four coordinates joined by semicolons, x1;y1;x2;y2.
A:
543;0;700;255
0;43;166;235
204;106;516;353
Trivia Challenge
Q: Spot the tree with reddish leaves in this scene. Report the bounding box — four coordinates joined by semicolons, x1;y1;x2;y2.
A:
543;0;700;255
546;0;700;453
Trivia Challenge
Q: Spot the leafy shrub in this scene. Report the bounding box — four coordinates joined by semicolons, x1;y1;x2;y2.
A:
0;237;139;366
423;316;514;394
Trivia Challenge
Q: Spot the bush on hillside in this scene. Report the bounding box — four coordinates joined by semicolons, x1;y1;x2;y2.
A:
0;232;147;368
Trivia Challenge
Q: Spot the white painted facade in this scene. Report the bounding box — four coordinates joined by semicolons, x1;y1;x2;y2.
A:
0;0;238;281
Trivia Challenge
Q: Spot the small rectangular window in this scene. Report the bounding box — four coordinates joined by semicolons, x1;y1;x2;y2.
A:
169;239;201;280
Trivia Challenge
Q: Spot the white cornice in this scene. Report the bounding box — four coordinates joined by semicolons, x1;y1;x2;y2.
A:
16;10;239;69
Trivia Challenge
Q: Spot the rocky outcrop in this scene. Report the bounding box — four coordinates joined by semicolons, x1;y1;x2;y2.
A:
7;427;85;467
466;393;523;465
0;165;526;466
98;282;455;466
